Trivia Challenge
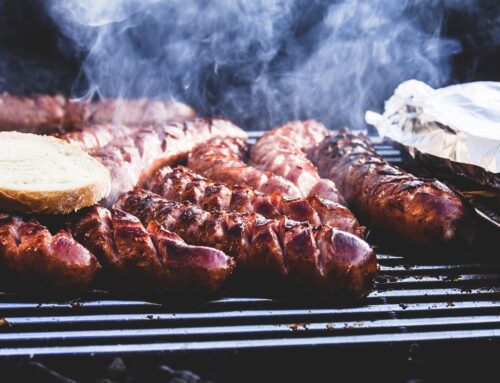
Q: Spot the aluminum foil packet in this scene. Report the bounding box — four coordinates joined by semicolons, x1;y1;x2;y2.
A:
365;80;500;190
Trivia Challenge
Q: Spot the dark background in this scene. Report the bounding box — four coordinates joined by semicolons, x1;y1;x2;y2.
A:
0;0;499;130
0;3;499;104
0;2;499;381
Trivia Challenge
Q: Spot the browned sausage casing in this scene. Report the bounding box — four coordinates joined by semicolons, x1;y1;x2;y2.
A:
149;166;364;237
250;120;344;204
0;93;67;133
65;98;196;129
188;137;302;199
69;206;234;299
117;188;377;300
0;93;195;134
0;213;100;292
61;118;247;206
313;131;476;250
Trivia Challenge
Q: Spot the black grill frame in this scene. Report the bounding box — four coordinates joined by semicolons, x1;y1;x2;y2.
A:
0;134;499;358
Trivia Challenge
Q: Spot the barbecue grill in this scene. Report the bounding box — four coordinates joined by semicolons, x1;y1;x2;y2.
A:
1;135;499;381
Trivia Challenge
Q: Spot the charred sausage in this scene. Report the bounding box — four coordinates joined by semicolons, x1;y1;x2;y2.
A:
117;188;377;300
313;131;477;250
64;118;247;206
0;93;195;134
149;166;364;237
69;206;234;300
0;213;100;292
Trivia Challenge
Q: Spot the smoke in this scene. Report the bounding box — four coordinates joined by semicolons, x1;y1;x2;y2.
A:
45;0;463;130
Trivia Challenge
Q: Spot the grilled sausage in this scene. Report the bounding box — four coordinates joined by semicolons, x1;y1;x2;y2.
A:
59;99;196;150
188;137;302;199
0;93;67;133
0;213;100;292
117;188;377;300
0;93;195;134
149;166;364;237
313;131;477;250
65;98;196;130
69;206;234;299
58;123;135;151
66;118;247;206
250;120;344;204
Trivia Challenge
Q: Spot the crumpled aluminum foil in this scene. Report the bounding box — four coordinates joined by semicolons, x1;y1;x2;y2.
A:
365;80;500;190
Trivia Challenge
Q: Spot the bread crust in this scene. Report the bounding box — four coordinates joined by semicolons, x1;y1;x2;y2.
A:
0;132;110;214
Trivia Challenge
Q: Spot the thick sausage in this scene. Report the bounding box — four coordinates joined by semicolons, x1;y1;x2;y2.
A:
0;93;195;134
69;206;234;300
117;188;377;300
0;213;100;292
66;118;247;206
313;131;477;250
149;166;364;237
250;120;344;204
188;137;302;199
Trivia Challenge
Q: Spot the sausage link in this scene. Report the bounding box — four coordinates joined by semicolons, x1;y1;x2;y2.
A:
313;131;477;250
117;188;377;300
149;166;364;237
0;213;100;292
69;206;234;299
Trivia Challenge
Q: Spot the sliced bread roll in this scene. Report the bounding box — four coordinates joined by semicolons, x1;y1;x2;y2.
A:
0;132;110;214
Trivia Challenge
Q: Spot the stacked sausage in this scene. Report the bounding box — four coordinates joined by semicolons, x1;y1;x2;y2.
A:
117;188;376;299
177;123;377;298
0;94;381;301
2;94;474;302
149;166;364;236
0;112;244;298
251;120;476;250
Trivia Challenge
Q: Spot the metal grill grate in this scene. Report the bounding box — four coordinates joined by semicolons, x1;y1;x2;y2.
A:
0;134;498;357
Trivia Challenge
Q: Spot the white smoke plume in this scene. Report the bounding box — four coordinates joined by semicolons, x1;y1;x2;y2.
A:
46;0;463;130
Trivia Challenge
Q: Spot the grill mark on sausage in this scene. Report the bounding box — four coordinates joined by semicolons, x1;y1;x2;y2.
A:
312;130;477;250
149;166;364;237
117;188;377;299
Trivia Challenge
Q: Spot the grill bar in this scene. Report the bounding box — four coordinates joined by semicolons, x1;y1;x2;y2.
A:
2;328;500;357
4;298;500;327
3;314;500;342
0;136;498;357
